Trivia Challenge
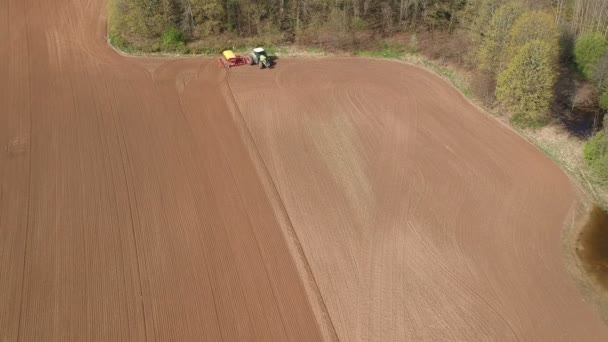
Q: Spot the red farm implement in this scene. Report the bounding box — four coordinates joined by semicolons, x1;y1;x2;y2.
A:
217;50;252;68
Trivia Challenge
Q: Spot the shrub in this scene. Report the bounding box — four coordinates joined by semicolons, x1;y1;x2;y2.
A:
600;92;608;111
497;40;556;126
109;32;128;51
592;54;608;92
584;131;608;183
505;11;559;63
161;27;185;48
574;32;608;79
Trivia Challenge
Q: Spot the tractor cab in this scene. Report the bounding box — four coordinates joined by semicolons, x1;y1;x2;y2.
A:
253;47;268;60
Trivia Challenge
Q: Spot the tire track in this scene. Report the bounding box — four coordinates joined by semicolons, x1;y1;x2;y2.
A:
13;0;33;338
222;68;339;342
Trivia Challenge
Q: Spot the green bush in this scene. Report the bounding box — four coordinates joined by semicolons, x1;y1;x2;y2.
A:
109;32;128;51
574;32;608;79
161;27;185;48
497;40;556;127
585;131;606;162
506;11;559;63
584;131;608;183
601;92;608;111
593;54;608;92
352;17;369;31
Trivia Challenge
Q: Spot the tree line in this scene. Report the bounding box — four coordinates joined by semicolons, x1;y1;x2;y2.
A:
110;0;476;50
470;3;559;125
578;31;608;182
109;1;608;50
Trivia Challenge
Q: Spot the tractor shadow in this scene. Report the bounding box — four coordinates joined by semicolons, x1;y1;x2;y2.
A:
268;56;279;69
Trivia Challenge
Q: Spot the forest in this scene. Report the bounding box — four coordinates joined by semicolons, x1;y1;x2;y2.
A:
109;0;608;183
109;0;608;50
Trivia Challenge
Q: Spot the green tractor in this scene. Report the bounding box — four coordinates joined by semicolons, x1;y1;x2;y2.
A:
249;47;271;69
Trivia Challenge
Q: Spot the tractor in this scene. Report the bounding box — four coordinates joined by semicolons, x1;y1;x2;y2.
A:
249;47;271;69
217;47;272;69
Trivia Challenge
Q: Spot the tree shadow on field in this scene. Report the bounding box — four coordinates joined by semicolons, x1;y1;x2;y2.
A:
552;32;603;138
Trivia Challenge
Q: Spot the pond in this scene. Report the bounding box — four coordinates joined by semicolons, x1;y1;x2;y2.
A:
578;205;608;289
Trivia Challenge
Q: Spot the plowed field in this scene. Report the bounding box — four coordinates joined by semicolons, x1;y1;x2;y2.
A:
1;0;607;341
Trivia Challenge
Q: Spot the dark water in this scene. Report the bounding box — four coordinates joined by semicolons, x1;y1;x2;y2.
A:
578;205;608;289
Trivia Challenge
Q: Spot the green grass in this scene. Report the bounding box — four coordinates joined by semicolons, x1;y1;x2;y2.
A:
108;32;135;54
354;42;413;59
600;92;608;111
420;60;472;98
584;131;608;184
108;33;124;50
305;47;324;54
259;45;285;56
510;112;549;129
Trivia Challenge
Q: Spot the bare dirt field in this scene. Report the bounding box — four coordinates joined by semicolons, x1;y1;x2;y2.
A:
0;0;322;340
228;60;608;341
1;0;607;341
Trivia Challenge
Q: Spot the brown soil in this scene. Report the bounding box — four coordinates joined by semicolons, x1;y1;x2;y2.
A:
228;59;608;341
0;0;323;340
0;0;607;341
